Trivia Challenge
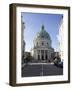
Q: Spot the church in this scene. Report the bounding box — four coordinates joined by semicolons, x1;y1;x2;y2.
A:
31;25;54;62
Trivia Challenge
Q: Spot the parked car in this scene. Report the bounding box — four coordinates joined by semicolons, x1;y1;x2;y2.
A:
54;59;63;68
58;61;63;68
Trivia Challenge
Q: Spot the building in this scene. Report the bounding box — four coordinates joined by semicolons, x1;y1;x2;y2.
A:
51;52;60;59
31;25;54;62
21;16;25;59
57;16;64;60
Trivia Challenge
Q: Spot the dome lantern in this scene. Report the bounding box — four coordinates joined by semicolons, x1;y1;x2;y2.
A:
41;25;45;31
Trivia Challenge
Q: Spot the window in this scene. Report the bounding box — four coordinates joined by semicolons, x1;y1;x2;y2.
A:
47;42;48;44
42;42;44;45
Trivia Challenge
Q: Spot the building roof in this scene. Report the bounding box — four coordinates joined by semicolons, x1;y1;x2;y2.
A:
35;25;51;41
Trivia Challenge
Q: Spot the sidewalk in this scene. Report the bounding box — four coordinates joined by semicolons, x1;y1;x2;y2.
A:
22;62;54;68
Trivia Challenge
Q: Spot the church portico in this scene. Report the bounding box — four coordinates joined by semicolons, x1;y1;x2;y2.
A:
36;49;52;61
31;25;54;62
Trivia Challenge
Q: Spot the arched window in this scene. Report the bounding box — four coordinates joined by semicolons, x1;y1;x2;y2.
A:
42;42;44;45
37;42;38;46
47;42;48;45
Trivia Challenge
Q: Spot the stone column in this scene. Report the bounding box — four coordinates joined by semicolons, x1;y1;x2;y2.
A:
44;50;45;60
40;50;41;60
48;50;49;59
36;53;38;60
35;50;38;60
49;50;51;59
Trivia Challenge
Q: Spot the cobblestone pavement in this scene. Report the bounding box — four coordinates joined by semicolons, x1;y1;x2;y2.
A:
22;63;63;77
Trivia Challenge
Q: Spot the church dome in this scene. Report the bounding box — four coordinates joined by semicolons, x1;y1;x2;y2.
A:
36;25;51;41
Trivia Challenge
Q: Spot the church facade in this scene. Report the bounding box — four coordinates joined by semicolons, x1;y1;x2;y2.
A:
31;25;54;62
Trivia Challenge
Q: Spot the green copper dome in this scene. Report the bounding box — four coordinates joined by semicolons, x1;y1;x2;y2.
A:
36;25;51;41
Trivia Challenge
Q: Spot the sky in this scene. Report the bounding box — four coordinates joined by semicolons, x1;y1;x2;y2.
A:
21;12;63;52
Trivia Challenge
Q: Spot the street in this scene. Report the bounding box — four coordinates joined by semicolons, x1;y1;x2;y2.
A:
22;63;63;77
